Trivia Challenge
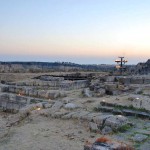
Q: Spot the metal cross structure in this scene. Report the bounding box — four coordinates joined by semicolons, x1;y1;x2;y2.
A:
115;57;128;74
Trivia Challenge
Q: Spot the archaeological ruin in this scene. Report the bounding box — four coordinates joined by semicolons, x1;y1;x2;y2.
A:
0;60;150;150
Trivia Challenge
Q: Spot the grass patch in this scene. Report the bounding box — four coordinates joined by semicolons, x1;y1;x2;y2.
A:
113;124;132;133
113;104;149;113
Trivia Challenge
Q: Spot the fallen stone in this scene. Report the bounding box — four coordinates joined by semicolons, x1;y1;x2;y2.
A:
131;134;148;142
50;101;63;112
118;77;131;85
105;76;115;82
78;111;91;119
84;137;134;150
130;78;144;84
93;115;113;127
89;122;99;132
51;111;69;118
101;126;112;135
62;112;78;119
39;109;50;117
64;103;79;110
98;106;113;113
82;113;101;121
43;103;52;109
135;129;150;136
104;115;128;130
95;88;105;97
62;98;76;104
82;88;92;97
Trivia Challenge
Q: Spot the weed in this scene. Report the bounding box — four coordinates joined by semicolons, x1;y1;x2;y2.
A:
113;124;132;133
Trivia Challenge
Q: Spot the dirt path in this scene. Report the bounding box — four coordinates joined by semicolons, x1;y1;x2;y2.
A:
0;114;100;150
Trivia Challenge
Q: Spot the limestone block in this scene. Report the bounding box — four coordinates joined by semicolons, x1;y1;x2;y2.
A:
93;115;113;126
0;86;8;92
96;88;105;97
105;83;117;91
62;112;78;119
131;134;148;142
118;77;131;85
64;103;78;110
104;115;128;130
38;90;47;98
105;76;115;82
101;126;112;135
51;111;68;118
82;113;101;121
9;86;17;93
143;78;150;84
89;122;99;132
82;88;92;97
50;101;63;112
130;78;144;84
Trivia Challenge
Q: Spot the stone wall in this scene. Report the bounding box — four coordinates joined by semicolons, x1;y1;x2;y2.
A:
7;78;88;91
0;94;27;113
134;59;150;74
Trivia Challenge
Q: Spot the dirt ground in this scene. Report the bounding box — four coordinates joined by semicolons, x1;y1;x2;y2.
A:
0;113;101;150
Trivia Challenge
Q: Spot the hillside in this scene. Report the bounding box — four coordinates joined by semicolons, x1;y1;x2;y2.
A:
0;61;115;73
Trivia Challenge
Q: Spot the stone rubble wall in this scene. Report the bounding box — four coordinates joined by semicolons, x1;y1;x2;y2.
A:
40;76;64;81
0;93;50;113
98;75;150;85
1;85;67;100
0;94;28;113
7;79;88;91
90;75;150;96
117;76;150;85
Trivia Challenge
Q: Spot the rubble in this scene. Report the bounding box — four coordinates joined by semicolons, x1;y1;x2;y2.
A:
84;137;134;150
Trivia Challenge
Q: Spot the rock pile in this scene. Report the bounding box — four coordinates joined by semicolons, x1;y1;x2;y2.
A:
84;137;134;150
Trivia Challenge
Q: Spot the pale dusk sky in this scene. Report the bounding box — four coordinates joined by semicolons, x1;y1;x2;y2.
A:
0;0;150;64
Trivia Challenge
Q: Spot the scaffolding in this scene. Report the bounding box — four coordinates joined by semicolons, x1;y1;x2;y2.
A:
115;57;128;74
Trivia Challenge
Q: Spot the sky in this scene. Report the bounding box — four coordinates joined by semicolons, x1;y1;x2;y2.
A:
0;0;150;64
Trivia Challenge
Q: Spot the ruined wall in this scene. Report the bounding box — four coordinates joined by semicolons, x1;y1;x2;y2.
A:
134;59;150;74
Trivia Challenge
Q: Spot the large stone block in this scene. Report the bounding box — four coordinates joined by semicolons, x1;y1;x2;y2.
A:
105;76;115;82
130;78;144;84
105;83;117;91
143;78;150;84
118;77;131;85
93;115;113;126
104;115;128;130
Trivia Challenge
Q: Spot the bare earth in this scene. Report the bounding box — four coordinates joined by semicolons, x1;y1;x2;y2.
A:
0;113;101;150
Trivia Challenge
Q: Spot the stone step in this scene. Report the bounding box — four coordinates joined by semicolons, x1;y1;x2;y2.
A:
97;106;114;113
97;106;150;119
100;101;116;107
122;109;150;119
100;101;150;114
135;129;150;135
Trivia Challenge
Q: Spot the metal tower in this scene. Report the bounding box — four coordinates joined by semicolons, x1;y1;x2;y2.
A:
115;57;128;74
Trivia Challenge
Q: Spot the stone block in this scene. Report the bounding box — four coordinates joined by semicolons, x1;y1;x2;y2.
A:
118;77;131;85
89;122;99;132
104;115;128;130
143;78;150;84
93;115;113;126
130;78;144;84
131;134;148;142
105;76;115;82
